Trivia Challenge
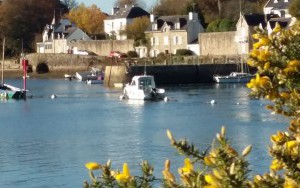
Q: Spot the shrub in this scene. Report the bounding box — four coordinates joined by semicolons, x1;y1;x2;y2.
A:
36;62;49;74
176;49;194;56
127;51;139;58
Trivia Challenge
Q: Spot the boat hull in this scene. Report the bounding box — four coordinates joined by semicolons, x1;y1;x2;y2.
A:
213;72;254;83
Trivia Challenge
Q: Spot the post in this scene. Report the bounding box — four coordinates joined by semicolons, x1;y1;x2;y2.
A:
1;37;4;85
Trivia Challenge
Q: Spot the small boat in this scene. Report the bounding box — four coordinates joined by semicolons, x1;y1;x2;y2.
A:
0;84;26;100
75;67;103;81
122;74;166;100
64;74;75;80
86;75;104;84
0;38;26;100
213;72;254;83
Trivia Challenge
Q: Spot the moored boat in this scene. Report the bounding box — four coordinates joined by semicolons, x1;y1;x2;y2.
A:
213;72;254;83
121;74;166;100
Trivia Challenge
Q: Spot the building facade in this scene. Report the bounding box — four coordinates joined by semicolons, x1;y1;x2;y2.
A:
104;5;149;40
145;12;204;57
36;18;90;54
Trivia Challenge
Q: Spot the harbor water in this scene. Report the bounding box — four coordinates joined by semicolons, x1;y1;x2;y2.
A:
0;78;289;187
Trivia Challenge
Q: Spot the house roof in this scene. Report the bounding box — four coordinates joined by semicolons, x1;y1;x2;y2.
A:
265;0;291;9
243;13;268;28
268;17;291;29
146;15;190;32
108;6;149;19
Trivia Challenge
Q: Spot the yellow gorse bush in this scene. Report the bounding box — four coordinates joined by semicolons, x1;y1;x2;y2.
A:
84;21;300;188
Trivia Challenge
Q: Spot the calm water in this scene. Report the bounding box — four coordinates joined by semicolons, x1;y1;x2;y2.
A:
0;78;289;188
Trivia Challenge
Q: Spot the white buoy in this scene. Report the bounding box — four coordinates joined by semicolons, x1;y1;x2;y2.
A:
164;97;169;102
51;94;57;99
236;102;240;105
210;100;216;104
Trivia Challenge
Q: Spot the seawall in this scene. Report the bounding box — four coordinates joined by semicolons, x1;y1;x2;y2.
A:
104;64;256;87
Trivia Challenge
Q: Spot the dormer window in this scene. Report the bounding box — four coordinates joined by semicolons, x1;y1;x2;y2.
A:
274;0;278;3
175;22;180;29
152;23;157;30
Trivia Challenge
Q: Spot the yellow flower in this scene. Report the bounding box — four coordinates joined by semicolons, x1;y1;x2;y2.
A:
115;163;131;183
284;177;298;188
258;50;271;61
204;156;214;166
270;159;283;171
252;33;262;40
280;92;290;100
178;158;194;175
286;140;298;150
264;62;270;70
287;60;300;68
85;162;101;171
204;174;221;187
162;160;175;183
272;22;281;34
250;49;260;57
271;131;285;143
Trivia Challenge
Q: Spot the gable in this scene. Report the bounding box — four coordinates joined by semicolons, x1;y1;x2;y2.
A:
265;0;290;9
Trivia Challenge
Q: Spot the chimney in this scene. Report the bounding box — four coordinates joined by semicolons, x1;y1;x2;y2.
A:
274;0;278;3
284;0;288;2
189;12;198;21
150;14;155;22
125;4;127;8
112;7;119;15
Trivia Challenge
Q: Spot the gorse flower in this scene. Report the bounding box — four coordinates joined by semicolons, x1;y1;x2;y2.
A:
115;163;131;183
85;162;101;171
178;158;193;175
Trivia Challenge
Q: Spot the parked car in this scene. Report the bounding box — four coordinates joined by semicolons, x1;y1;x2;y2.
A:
109;51;127;58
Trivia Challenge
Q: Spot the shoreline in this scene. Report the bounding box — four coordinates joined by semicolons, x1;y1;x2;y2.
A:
2;69;78;79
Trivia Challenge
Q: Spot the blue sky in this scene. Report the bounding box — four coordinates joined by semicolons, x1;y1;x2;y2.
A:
77;0;156;14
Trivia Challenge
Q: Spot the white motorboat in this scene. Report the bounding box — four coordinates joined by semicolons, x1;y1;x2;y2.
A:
122;75;165;100
213;72;253;83
75;67;103;81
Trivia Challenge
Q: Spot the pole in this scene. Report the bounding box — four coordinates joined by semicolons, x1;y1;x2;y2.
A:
1;37;5;85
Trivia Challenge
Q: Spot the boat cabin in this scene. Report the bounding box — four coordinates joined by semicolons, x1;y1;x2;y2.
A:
130;75;156;90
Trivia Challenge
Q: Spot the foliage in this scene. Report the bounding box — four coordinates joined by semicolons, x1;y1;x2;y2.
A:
125;16;150;46
206;19;235;32
67;4;107;37
289;0;300;20
127;51;139;58
176;49;194;56
61;0;78;9
114;0;145;9
36;62;49;74
0;0;68;55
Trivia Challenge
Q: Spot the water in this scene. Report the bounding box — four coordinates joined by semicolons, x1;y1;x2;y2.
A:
0;79;289;188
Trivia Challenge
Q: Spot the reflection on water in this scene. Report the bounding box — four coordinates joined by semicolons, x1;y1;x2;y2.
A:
0;80;289;187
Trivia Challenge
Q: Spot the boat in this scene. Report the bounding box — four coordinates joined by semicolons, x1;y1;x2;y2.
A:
213;72;253;83
64;74;75;80
122;74;166;100
75;67;103;81
0;37;26;100
86;75;104;84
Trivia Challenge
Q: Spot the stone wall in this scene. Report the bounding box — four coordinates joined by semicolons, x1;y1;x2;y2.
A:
69;40;135;56
25;53;106;71
199;31;238;56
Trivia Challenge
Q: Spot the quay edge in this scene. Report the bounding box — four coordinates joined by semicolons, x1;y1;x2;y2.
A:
103;64;257;87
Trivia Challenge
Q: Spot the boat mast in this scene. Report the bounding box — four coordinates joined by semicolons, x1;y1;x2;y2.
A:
1;37;4;85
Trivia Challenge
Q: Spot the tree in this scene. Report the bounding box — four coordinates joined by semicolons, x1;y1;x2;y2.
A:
0;0;68;55
289;0;300;19
114;0;145;9
206;19;235;32
67;4;107;39
124;16;150;45
61;0;78;9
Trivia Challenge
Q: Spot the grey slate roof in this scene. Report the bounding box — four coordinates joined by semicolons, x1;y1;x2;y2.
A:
146;15;190;32
244;13;267;27
265;0;291;9
108;6;149;19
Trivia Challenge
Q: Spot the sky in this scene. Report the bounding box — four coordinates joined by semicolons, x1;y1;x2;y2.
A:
77;0;157;14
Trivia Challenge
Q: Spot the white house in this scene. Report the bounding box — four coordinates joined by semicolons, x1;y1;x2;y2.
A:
36;18;91;54
264;0;291;18
104;4;149;40
145;12;204;57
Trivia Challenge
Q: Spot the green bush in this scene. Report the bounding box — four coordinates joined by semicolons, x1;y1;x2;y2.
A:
127;51;139;58
36;62;49;74
176;49;194;56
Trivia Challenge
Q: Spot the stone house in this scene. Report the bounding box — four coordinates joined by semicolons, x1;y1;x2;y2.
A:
36;18;90;54
103;4;149;40
145;12;204;57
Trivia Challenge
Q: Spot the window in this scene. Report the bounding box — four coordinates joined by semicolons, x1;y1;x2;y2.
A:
164;36;169;45
152;23;157;30
173;36;182;45
175;22;180;29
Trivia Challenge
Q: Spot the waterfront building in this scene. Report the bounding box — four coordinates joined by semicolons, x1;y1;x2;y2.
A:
104;4;149;40
36;18;91;54
144;12;204;57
